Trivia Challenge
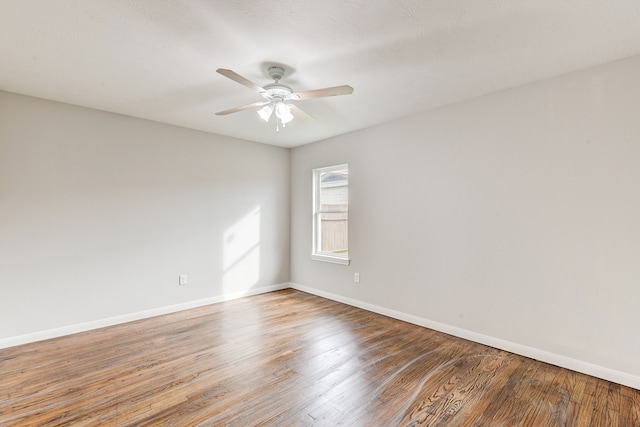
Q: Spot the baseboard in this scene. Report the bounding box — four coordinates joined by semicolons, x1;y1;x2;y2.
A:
6;281;639;390
0;283;290;350
289;282;640;390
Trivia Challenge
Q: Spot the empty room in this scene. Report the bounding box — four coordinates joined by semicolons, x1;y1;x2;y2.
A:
1;1;640;426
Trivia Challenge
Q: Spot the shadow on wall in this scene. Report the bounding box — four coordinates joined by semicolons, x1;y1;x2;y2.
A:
223;206;261;294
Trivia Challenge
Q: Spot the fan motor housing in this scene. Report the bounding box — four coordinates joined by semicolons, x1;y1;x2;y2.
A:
263;83;293;98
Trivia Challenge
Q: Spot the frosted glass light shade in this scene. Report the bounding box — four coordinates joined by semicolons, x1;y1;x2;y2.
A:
275;102;293;124
257;104;274;121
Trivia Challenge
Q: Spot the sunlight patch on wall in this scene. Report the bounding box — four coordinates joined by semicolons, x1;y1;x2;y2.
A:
223;207;261;293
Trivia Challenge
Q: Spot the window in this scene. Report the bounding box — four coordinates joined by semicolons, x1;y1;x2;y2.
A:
312;164;349;265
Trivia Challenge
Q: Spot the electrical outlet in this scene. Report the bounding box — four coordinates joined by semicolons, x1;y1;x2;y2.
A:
179;274;188;286
354;273;360;283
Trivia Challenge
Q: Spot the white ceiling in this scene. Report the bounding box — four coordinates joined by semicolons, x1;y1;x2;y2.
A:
2;1;640;148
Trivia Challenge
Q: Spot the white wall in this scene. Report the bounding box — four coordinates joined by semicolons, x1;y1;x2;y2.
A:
291;54;640;383
0;91;290;341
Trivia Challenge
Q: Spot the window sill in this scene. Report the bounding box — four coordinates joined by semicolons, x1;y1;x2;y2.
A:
311;254;350;265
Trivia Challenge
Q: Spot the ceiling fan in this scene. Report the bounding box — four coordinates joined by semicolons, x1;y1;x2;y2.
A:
216;66;353;131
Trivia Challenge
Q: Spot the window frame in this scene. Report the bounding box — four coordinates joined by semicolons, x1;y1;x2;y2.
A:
311;163;350;265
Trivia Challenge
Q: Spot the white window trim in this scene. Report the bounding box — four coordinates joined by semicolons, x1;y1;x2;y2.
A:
311;253;350;265
312;164;350;266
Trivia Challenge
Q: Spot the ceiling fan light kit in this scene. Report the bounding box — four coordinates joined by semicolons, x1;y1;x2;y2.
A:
216;65;353;131
257;101;293;132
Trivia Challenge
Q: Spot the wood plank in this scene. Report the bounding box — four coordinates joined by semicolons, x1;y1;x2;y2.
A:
0;289;637;426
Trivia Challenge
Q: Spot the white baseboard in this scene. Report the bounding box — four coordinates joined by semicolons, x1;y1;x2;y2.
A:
0;283;290;350
289;282;640;390
5;281;639;390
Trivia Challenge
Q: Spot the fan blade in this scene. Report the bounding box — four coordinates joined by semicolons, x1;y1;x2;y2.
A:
216;69;266;94
291;85;353;100
216;101;268;116
289;104;314;121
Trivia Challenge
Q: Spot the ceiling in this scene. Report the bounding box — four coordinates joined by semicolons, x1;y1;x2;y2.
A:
2;1;640;148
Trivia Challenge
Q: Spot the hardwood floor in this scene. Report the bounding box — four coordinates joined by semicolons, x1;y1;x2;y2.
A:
1;289;638;426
